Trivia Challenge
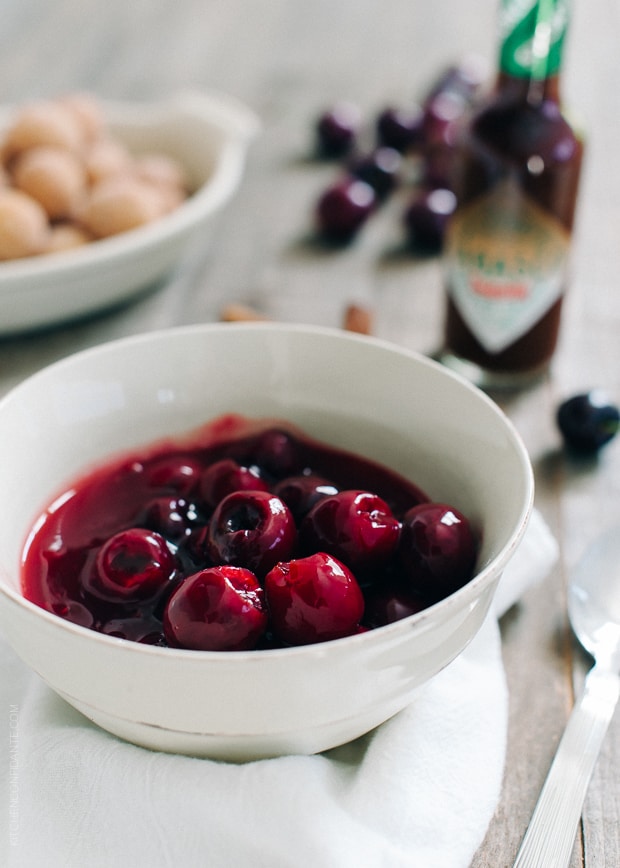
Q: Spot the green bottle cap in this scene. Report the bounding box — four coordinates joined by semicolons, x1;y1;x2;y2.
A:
499;0;570;79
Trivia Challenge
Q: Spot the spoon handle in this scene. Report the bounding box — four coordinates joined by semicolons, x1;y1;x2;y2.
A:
514;665;620;868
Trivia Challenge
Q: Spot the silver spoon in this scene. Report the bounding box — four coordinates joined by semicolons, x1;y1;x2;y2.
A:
514;526;620;868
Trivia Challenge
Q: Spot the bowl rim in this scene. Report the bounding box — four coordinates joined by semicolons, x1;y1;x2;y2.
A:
0;321;534;660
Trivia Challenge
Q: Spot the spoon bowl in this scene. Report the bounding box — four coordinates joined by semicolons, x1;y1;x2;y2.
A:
515;526;620;867
569;527;620;669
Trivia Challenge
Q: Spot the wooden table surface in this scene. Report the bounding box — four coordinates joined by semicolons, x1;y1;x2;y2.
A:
2;1;620;865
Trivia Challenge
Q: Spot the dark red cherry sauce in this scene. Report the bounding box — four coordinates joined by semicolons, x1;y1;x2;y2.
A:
21;414;475;649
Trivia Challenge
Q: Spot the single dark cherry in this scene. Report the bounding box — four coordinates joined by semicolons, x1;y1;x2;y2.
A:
403;188;457;252
200;458;269;509
301;489;401;571
422;90;468;149
364;584;427;628
206;490;297;576
163;565;268;651
265;552;364;645
376;106;424;152
315;102;362;157
141;496;199;541
349;147;402;201
273;474;339;523
398;502;477;600
556;391;620;454
315;178;376;242
145;455;203;495
87;528;177;602
250;428;301;478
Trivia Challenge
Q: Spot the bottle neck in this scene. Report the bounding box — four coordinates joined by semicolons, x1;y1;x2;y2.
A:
497;0;569;103
495;71;562;104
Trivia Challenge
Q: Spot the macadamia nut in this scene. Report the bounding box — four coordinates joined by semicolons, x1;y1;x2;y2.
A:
12;146;87;219
0;92;191;261
0;189;50;259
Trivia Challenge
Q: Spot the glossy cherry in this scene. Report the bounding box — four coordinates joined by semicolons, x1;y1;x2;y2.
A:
141;496;199;541
206;490;297;576
557;391;620;453
403;188;457;252
398;502;476;599
145;455;203;495
265;552;364;645
376;106;423;152
87;527;177;602
349;147;402;200
200;458;269;509
251;427;301;478
273;474;339;523
315;102;362;157
315;178;375;242
301;489;400;571
163;565;267;651
364;584;427;628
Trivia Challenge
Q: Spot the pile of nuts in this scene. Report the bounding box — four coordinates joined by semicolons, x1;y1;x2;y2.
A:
0;93;189;261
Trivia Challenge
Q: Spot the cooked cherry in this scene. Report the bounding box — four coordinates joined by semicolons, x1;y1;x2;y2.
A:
273;474;339;523
206;490;297;576
163;566;267;651
87;528;177;602
557;391;620;453
364;584;427;628
403;188;456;252
265;552;364;644
376;106;423;152
141;496;199;541
301;489;400;571
200;458;269;509
315;178;375;242
398;502;476;600
349;147;402;200
250;428;301;478
145;455;203;495
315;102;362;157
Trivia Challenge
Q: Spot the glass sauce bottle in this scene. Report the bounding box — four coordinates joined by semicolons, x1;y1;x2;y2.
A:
440;0;584;388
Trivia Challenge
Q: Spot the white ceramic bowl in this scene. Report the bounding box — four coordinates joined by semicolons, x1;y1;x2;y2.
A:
0;323;533;760
0;92;258;334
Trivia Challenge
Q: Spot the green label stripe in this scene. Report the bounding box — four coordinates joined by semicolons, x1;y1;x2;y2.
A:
499;0;570;78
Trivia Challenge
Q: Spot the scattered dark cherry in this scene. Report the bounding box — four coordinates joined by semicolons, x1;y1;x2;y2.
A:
206;489;297;577
301;489;401;571
200;458;269;509
422;90;468;149
163;565;268;651
403;188;457;252
265;552;364;645
315;102;362;157
316;178;376;242
557;391;620;454
398;502;477;600
376;106;423;153
349;147;402;200
87;528;177;602
273;474;339;523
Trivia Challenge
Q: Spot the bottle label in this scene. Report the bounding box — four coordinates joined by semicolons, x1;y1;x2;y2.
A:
444;179;570;354
500;0;570;79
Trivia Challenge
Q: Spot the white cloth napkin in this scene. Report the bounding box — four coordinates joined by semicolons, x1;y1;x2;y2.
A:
1;509;557;868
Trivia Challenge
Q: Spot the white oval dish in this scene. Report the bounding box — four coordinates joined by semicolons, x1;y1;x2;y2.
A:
0;323;533;759
0;92;258;334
